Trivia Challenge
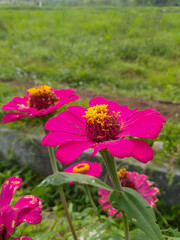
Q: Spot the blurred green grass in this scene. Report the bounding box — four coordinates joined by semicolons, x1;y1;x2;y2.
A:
0;6;180;101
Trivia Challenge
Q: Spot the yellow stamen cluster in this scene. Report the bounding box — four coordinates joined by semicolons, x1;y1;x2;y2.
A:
83;104;109;126
117;168;127;178
27;85;52;96
73;163;90;174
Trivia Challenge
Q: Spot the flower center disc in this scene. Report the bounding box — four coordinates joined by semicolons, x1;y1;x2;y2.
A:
117;168;137;190
83;104;120;142
27;85;59;110
73;163;90;174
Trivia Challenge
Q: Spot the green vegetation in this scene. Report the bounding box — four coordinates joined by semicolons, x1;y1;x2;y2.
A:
0;7;180;101
0;154;179;239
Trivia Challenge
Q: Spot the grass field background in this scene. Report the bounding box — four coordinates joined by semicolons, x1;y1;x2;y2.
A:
0;6;180;101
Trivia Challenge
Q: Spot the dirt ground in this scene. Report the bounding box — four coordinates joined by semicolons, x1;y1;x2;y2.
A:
1;78;180;121
77;90;180;121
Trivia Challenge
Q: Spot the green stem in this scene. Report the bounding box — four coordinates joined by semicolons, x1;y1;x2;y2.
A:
99;149;122;191
83;185;102;222
84;185;97;210
47;145;59;173
45;139;78;240
99;149;130;240
123;215;130;240
59;185;78;240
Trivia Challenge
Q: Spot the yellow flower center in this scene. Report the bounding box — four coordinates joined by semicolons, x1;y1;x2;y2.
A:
84;104;109;126
27;85;59;110
83;104;121;142
117;168;127;178
27;85;52;96
117;168;137;190
73;163;90;174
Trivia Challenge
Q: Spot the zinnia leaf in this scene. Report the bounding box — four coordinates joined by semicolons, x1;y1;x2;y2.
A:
109;187;164;240
36;172;113;191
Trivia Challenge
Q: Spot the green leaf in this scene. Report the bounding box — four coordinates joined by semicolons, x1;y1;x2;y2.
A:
162;228;180;240
130;229;152;240
162;228;180;237
36;172;113;191
33;232;56;240
109;188;164;240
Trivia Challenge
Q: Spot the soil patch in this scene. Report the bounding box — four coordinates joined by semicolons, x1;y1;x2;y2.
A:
1;78;180;121
77;90;180;121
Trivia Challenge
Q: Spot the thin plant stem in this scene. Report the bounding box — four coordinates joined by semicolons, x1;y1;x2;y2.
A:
83;185;102;222
84;185;97;210
47;145;78;240
99;149;130;240
123;215;130;240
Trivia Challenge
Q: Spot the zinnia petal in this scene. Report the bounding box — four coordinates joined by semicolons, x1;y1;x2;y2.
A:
118;109;166;139
130;139;153;163
44;115;85;135
56;140;93;164
13;195;42;226
42;132;87;147
2;112;28;124
0;205;18;239
12;237;34;240
0;176;22;208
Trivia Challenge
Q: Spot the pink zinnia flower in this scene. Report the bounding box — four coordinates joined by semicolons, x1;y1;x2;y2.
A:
0;176;42;239
98;168;159;218
2;85;79;123
64;161;102;183
42;96;166;164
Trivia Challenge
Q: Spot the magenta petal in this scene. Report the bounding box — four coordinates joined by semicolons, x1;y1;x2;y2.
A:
56;110;85;129
106;139;133;158
12;237;34;240
67;105;87;123
141;187;159;197
102;201;111;210
138;181;151;192
42;132;87;147
0;177;22;208
44;114;85;134
98;188;110;197
118;109;165;139
0;205;18;239
130;139;153;163
54;89;79;104
2;96;28;111
2;112;28;123
13;195;42;226
91;142;106;156
107;207;118;216
135;174;148;188
56;140;93;164
91;139;133;158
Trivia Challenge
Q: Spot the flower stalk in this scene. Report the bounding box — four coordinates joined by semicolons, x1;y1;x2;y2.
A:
83;185;102;222
99;149;130;240
46;144;78;240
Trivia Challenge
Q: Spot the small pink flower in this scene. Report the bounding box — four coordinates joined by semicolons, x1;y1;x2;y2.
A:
0;176;42;239
42;96;166;164
2;85;79;123
64;161;102;183
98;168;159;218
